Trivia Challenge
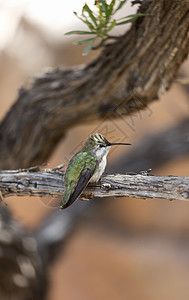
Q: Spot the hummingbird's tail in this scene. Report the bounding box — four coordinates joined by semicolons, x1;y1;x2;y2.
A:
60;180;79;209
60;189;72;209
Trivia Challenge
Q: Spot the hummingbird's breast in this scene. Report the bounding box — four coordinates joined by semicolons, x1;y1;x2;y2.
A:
90;147;110;183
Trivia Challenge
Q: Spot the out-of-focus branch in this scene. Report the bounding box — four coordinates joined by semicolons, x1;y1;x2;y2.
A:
0;167;188;202
0;206;47;300
0;0;189;169
108;117;189;173
175;77;189;85
33;200;89;264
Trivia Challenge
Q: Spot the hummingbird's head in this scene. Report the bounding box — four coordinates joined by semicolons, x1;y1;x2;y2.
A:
91;133;110;147
82;133;131;156
83;133;110;150
82;133;111;158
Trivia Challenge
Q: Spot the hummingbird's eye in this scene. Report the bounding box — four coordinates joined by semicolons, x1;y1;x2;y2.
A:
99;144;104;148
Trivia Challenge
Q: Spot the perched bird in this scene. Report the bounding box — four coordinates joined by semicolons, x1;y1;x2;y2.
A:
60;133;131;209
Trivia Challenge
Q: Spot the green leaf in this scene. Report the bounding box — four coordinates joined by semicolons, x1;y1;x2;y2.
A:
108;0;116;18
73;11;85;22
99;0;108;13
74;11;95;30
114;0;127;14
116;19;135;25
65;30;96;36
116;13;145;21
105;19;116;33
83;4;98;26
97;0;104;27
83;19;96;30
73;37;96;45
116;13;145;25
82;38;96;56
96;32;107;39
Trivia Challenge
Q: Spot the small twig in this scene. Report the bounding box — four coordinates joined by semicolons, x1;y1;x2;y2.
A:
139;168;152;176
123;169;152;176
19;162;48;172
106;34;122;40
51;163;64;171
131;0;142;6
92;39;107;50
174;77;189;85
92;35;121;50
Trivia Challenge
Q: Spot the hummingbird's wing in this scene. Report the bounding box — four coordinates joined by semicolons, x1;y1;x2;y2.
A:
60;152;97;209
62;167;94;209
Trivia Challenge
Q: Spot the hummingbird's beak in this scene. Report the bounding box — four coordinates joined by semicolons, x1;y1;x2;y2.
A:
108;142;131;146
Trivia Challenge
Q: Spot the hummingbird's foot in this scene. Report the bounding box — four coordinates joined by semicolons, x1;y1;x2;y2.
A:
101;182;111;191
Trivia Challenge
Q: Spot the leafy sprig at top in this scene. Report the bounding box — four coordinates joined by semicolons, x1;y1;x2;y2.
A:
65;0;145;55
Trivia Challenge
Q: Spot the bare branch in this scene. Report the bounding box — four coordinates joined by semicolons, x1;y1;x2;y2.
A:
0;0;189;169
0;168;188;202
175;77;189;85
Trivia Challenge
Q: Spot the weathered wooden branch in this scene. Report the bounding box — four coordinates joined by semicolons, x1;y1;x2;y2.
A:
0;167;188;202
0;0;189;169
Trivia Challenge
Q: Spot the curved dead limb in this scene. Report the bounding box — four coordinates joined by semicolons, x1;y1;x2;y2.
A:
0;0;188;169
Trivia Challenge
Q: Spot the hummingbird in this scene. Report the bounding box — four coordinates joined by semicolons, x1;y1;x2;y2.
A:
60;133;131;209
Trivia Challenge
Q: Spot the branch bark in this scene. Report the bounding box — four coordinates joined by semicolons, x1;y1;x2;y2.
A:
0;167;188;202
0;0;189;169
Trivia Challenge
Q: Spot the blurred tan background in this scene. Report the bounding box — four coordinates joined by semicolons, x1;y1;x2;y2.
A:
0;1;189;299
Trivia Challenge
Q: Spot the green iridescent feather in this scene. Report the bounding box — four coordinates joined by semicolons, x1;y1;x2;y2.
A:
61;151;97;207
